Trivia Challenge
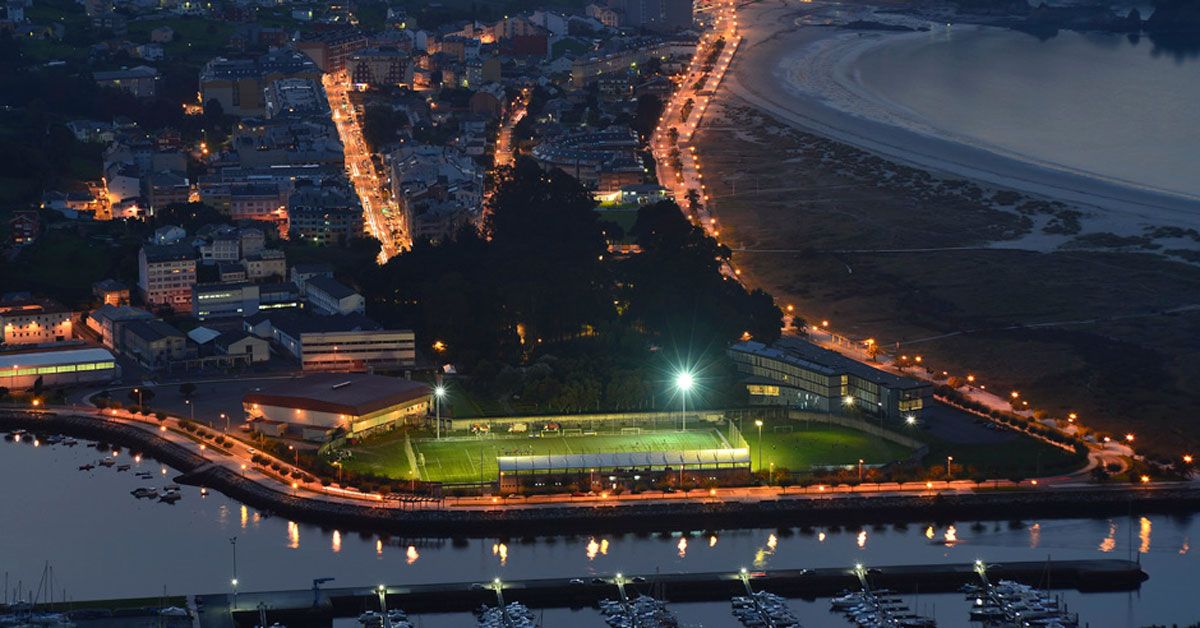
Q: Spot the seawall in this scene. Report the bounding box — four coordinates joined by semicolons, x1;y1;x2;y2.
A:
4;410;1200;537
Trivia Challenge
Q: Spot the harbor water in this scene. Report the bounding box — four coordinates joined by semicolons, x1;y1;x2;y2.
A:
1;435;1196;626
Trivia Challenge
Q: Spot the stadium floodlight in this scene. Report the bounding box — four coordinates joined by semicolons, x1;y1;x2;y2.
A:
675;370;695;431
434;385;446;440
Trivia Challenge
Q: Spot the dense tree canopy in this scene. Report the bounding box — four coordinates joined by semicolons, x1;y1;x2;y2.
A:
358;158;782;410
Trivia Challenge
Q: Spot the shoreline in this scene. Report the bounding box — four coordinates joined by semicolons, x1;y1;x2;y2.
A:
727;2;1200;241
5;410;1200;537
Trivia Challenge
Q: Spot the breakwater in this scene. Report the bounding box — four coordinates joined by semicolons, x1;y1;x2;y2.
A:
195;559;1144;627
4;410;1200;536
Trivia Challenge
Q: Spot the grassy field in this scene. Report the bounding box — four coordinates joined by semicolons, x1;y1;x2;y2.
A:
347;428;730;483
344;420;927;483
749;421;913;471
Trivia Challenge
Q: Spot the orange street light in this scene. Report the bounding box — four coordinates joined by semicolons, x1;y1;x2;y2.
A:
1140;475;1150;484
1184;454;1194;464
1010;391;1020;399
1125;433;1135;442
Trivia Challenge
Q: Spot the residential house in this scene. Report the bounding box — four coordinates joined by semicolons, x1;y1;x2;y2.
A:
213;331;269;363
9;210;39;246
92;279;131;306
244;249;286;282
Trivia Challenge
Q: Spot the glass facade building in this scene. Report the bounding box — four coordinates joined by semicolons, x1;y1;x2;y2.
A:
729;338;930;422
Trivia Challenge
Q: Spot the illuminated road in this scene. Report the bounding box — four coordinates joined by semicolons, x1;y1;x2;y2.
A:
323;71;410;263
651;0;742;277
493;87;529;169
648;2;1138;465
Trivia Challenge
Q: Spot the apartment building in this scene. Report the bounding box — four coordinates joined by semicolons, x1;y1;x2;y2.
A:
138;243;197;312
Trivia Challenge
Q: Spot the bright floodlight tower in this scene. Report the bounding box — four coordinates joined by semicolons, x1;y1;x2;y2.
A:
434;384;446;439
675;370;694;431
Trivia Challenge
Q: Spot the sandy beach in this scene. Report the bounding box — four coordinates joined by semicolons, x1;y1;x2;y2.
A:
727;1;1200;241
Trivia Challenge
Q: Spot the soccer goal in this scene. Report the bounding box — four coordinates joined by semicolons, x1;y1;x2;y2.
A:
562;428;584;437
773;425;794;434
620;427;643;435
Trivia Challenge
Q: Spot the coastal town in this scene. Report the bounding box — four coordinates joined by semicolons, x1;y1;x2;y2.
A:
1;0;1199;625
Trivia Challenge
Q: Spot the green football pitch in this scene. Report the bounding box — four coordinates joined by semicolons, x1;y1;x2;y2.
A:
342;422;918;483
749;422;915;471
345;429;731;484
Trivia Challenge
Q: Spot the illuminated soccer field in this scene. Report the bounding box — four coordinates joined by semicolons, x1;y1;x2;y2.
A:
343;428;730;484
414;429;730;483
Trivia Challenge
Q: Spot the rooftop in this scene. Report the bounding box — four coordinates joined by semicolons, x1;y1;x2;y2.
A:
0;347;117;369
0;298;74;318
305;276;358;300
243;373;430;417
498;448;750;473
89;304;154;323
93;66;159;81
142;243;196;263
730;338;928;390
292;262;334;275
122;319;184;343
248;310;380;337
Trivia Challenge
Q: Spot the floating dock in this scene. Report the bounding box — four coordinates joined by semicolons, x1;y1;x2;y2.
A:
191;559;1145;627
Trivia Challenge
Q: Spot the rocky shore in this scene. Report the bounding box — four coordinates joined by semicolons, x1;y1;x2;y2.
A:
5;410;1200;536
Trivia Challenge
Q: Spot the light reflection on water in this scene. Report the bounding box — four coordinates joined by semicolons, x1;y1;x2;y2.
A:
2;438;1198;626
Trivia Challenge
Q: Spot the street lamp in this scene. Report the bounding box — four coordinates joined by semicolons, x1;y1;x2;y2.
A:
675;371;694;431
755;419;763;471
905;415;916;427
946;456;954;481
133;387;143;409
434;385;446;440
185;399;194;421
858;458;864;482
220;412;228;432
